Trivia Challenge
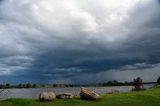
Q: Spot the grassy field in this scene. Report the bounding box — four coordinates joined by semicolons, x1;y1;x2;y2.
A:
1;87;160;106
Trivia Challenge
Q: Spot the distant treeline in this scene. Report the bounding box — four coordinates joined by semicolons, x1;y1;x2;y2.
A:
0;83;37;89
99;80;133;86
52;81;133;87
0;77;159;89
0;80;133;89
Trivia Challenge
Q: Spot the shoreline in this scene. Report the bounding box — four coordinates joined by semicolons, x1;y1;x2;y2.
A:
1;85;154;99
1;87;160;106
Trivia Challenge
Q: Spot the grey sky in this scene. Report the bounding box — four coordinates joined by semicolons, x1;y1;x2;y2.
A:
0;0;160;84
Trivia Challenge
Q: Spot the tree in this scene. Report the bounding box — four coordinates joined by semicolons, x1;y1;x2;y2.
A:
133;77;144;91
5;83;10;88
107;81;113;86
25;83;31;88
32;84;37;88
113;80;118;83
157;77;160;84
17;84;24;88
0;84;3;89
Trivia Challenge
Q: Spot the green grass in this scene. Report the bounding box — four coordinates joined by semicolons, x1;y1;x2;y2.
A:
1;87;160;106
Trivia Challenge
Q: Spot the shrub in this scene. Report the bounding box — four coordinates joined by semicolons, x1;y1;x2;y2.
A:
132;77;145;91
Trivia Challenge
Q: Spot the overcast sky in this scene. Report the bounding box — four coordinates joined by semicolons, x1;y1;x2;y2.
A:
0;0;160;84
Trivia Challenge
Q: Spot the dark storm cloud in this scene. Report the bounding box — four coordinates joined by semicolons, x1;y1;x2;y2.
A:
0;0;160;84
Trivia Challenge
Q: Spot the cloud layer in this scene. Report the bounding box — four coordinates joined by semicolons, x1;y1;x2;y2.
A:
0;0;160;84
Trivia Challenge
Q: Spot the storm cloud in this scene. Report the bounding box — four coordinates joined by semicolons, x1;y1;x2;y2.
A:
0;0;160;84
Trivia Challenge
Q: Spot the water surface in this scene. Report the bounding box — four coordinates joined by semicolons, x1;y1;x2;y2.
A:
0;84;154;99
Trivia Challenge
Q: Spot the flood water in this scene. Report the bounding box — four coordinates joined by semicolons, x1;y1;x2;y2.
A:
0;84;154;99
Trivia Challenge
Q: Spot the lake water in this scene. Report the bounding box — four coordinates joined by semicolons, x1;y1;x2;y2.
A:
0;84;154;99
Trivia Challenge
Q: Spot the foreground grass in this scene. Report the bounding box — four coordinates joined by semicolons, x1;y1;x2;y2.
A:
1;87;160;106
